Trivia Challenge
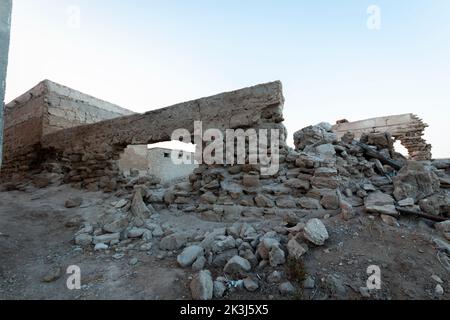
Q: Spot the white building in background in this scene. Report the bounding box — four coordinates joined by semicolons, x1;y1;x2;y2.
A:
118;145;198;183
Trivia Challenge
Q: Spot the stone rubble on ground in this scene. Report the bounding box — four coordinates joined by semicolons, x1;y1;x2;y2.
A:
29;121;449;300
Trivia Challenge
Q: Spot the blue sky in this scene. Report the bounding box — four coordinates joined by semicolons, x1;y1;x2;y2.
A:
6;0;450;157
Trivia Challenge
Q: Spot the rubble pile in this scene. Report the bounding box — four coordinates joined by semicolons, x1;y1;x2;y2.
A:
47;123;450;299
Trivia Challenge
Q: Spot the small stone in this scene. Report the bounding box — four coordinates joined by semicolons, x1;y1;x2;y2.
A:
287;239;308;260
114;199;128;208
159;233;188;251
381;214;399;227
359;287;371;298
127;227;146;238
192;256;207;272
190;270;214;300
267;271;283;283
65;197;83;208
213;280;227;298
94;243;109;251
436;220;450;233
75;234;93;246
129;258;139;265
243;174;260;188
303;276;315;289
93;233;120;245
113;253;125;260
435;284;444;296
279;281;295;296
103;217;129;233
243;278;259;292
177;245;204;268
303;218;329;246
42;267;62;283
431;275;443;284
140;243;153;251
269;246;286;267
398;198;415;207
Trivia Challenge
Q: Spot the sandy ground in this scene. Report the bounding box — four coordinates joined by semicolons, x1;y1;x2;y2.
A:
0;184;448;300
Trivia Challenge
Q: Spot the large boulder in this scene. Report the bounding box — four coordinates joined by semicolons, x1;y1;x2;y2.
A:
393;161;440;202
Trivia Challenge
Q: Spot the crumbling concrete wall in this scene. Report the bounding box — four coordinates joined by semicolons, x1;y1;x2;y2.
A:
36;81;285;191
1;80;135;177
332;114;432;160
0;0;13;168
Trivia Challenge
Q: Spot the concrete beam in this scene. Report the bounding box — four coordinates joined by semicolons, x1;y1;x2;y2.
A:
0;0;12;167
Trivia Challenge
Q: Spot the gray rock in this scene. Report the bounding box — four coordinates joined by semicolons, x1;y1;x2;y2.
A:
224;256;252;278
192;256;207;272
190;270;214;300
303;276;315;289
435;284;444;296
364;192;398;216
159;233;188;251
103;217;129;233
398;198;415;207
303;218;329;246
94;243;109;251
393;161;440;202
213;280;227;298
93;233;120;245
212;249;239;268
269;246;286;267
65;197;83;208
177;245;204;268
211;236;236;253
75;234;93;246
254;194;275;208
315;143;336;158
243;278;259;292
127;227;146;238
287;239;308;260
279;281;296;296
42;267;62;283
267;271;283;283
298;197;322;210
436;220;450;233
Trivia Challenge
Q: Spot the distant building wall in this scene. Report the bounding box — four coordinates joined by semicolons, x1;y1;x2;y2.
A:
147;148;198;183
118;146;198;183
0;0;13;167
117;145;149;174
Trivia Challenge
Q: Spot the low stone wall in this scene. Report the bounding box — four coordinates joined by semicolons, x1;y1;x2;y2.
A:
9;81;285;190
1;80;135;179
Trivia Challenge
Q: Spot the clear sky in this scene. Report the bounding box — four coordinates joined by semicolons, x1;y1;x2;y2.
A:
5;0;450;157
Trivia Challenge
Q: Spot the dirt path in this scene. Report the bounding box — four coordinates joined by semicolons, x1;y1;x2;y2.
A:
0;186;189;300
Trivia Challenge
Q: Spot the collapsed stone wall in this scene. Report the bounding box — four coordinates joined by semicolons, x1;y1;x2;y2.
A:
1;80;135;179
332;114;432;161
36;81;286;191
